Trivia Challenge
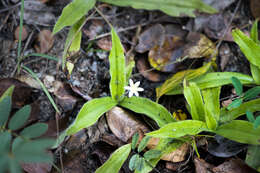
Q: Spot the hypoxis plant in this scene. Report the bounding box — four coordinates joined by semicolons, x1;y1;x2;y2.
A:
0;86;54;173
58;28;177;173
148;81;260;145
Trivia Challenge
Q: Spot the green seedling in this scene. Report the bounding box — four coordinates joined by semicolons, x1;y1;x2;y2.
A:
0;87;54;173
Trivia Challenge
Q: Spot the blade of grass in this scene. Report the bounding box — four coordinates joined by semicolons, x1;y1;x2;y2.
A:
17;0;25;74
23;53;59;62
21;65;60;114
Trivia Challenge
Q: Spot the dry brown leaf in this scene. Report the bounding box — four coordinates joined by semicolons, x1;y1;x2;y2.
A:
97;37;112;51
34;30;54;53
250;0;260;19
14;26;28;41
106;106;150;143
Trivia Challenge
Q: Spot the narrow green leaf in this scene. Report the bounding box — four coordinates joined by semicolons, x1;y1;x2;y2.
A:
95;143;131;173
8;105;31;130
52;0;96;34
246;145;260;169
143;150;161;160
183;82;205;121
254;117;260;129
52;130;67;149
220;98;260;123
20;123;48;138
129;154;139;171
109;28;126;102
166;72;255;95
0;85;14;103
67;97;117;135
131;133;139;150
232;29;260;69
138;136;151;153
156;62;212;99
214;120;260;145
99;0;217;18
227;98;243;110
250;19;259;43
202;87;220;130
119;96;175;128
65;17;84;52
246;111;255;123
250;64;260;84
147;120;208;138
9;159;22;173
244;86;260;101
126;60;135;83
0;131;11;154
0;97;11;126
231;77;243;96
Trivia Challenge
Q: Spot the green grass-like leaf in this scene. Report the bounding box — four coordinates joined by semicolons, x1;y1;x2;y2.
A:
244;86;260;101
52;0;96;34
8;105;31;131
232;29;260;69
202;87;220;130
246;111;255;123
129;154;139;171
215;120;260;145
184;82;205;121
147;120;208;138
119;96;175;128
99;0;217;17
66;97;117;135
109;28;126;102
254;117;260;129
246;145;260;169
227;98;243;110
220;98;260;123
95;143;131;173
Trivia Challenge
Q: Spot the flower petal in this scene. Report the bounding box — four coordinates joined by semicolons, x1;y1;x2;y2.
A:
135;81;140;87
124;86;131;90
137;87;144;92
134;91;139;97
128;91;134;97
129;79;134;86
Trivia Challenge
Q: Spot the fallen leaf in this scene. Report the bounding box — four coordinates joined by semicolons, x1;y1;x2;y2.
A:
34;30;54;53
0;78;34;108
97;37;112;51
250;0;260;19
106;106;150;143
184;32;216;58
135;24;165;53
136;57;167;82
53;81;78;112
213;158;258;173
194;157;214;173
83;20;104;39
14;26;28;41
148;35;185;72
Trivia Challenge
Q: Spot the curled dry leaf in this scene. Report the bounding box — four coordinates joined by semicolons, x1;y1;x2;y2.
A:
250;0;260;19
53;81;78;112
184;32;216;58
83;20;104;39
136;57;167;82
34;30;54;53
148;35;185;72
106;106;150;143
18;75;41;89
97;37;112;51
14;26;28;41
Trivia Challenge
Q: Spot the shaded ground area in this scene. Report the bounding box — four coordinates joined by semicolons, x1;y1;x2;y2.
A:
0;0;259;172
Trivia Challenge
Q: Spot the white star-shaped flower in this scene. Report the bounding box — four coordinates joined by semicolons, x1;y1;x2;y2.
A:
124;79;144;97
